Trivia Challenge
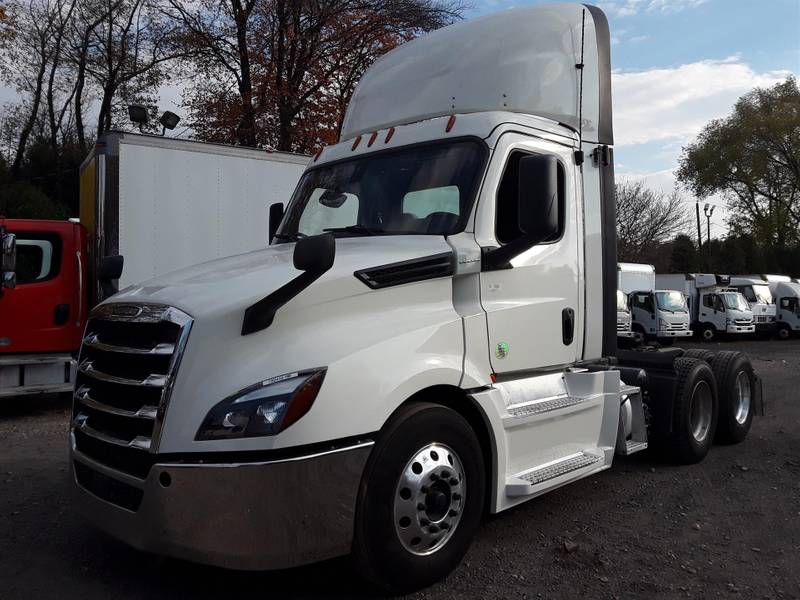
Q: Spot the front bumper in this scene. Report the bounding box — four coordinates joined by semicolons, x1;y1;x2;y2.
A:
70;434;373;570
726;324;755;334
656;329;692;339
0;354;76;398
754;321;777;334
617;330;635;338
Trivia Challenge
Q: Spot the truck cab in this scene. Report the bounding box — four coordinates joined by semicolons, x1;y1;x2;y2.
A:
729;276;776;336
616;289;634;342
0;219;88;397
773;281;800;339
696;289;755;340
66;5;760;592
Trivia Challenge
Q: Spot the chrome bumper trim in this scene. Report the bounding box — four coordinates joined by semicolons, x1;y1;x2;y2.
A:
71;438;374;570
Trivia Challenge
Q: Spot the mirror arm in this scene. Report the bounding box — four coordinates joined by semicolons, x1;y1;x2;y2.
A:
481;232;549;271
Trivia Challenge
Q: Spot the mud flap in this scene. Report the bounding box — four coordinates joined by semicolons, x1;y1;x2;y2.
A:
753;374;765;416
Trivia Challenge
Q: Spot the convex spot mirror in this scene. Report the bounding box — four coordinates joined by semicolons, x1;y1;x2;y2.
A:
518;154;559;241
1;229;16;291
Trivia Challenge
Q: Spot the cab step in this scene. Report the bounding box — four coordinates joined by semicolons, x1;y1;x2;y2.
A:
505;451;602;497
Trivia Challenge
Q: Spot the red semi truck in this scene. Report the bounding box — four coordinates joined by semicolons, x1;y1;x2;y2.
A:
0;219;88;397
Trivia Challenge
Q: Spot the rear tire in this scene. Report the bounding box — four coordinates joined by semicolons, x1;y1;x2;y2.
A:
710;351;755;444
682;348;715;363
667;358;718;464
353;402;485;594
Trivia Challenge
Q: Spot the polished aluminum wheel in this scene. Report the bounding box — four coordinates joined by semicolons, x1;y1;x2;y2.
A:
393;443;465;556
690;380;713;442
734;371;752;425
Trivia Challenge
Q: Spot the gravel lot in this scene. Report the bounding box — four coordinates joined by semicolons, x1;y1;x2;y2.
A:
1;339;798;599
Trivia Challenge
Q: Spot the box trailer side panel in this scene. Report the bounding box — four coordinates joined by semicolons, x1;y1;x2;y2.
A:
117;141;307;288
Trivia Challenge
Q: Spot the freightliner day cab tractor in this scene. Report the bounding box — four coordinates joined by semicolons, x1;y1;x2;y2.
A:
68;5;762;592
0;134;306;398
657;274;756;342
618;262;692;346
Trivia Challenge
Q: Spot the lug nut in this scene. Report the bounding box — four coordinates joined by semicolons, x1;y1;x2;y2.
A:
449;509;458;517
440;522;450;530
452;493;462;500
420;518;430;526
417;503;426;511
430;473;440;481
429;525;439;533
420;485;428;493
449;478;459;486
441;470;450;479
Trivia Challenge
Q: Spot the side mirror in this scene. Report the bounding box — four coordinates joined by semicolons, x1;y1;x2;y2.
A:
268;202;284;244
294;233;335;274
518;154;559;241
99;255;124;298
483;154;560;271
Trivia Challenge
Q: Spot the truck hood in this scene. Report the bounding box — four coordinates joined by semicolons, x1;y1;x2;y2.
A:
109;235;454;318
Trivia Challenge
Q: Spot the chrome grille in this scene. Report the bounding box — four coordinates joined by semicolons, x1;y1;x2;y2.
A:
72;303;192;477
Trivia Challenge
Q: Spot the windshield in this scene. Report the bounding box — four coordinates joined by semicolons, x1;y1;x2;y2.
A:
752;284;773;304
655;290;687;312
723;292;750;312
616;290;629;312
276;140;487;240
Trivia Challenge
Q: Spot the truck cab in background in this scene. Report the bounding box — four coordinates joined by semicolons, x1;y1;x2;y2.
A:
0;219;88;397
657;274;755;342
754;275;800;339
729;276;776;337
618;263;691;345
616;289;634;344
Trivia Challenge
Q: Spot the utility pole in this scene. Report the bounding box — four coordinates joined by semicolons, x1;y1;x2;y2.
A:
695;200;703;270
704;203;715;269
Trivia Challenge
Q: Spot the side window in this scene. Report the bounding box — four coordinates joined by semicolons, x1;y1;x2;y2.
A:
402;186;460;219
780;298;790;309
496;151;565;245
713;296;725;311
702;294;714;309
633;293;648;310
298;189;359;236
14;235;60;284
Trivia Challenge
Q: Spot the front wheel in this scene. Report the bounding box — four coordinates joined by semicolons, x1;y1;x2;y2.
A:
777;323;792;340
700;323;717;342
353;403;485;594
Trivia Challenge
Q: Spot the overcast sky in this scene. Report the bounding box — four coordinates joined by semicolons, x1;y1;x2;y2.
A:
2;0;798;234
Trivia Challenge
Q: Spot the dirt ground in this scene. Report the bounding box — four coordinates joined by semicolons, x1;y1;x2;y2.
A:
1;339;798;599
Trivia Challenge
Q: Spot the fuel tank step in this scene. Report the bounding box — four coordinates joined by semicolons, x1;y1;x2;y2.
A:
506;451;602;497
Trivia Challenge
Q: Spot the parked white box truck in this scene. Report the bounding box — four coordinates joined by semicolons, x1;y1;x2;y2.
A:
68;5;761;592
616;289;634;342
79;132;309;303
657;274;755;341
748;275;800;339
618;263;692;345
728;276;776;336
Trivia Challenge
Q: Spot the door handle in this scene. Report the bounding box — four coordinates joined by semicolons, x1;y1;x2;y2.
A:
562;307;575;345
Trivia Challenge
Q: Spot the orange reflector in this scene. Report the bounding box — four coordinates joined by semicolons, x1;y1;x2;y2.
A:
351;135;362;151
368;132;378;147
385;127;395;143
446;114;456;132
490;373;497;383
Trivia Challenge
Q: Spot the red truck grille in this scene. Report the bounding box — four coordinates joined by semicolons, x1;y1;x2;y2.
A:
71;304;192;479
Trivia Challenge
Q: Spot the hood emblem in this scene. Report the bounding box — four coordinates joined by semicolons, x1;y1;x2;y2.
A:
112;304;143;318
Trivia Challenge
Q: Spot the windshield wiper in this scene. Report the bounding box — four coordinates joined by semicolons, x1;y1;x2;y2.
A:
323;225;386;236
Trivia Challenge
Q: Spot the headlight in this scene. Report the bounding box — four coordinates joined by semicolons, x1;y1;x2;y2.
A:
658;318;667;331
196;369;326;440
726;318;732;325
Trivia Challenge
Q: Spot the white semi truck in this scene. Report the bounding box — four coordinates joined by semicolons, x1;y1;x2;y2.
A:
618;263;692;345
68;5;761;592
728;276;777;337
657;274;755;341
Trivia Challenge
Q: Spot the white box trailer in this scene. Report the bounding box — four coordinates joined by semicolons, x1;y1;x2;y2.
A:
79;132;308;303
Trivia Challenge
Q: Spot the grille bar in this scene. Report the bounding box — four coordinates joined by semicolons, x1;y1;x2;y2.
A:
74;416;152;451
83;333;175;355
78;360;167;388
76;386;158;420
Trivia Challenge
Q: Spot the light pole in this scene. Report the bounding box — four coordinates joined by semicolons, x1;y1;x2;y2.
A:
704;203;715;268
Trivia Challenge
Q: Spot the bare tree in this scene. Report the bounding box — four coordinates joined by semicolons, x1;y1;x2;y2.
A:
616;179;691;263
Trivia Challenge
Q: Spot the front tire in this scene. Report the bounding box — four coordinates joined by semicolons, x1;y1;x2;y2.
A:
711;351;755;444
353;402;485;593
777;323;792;340
700;323;717;342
